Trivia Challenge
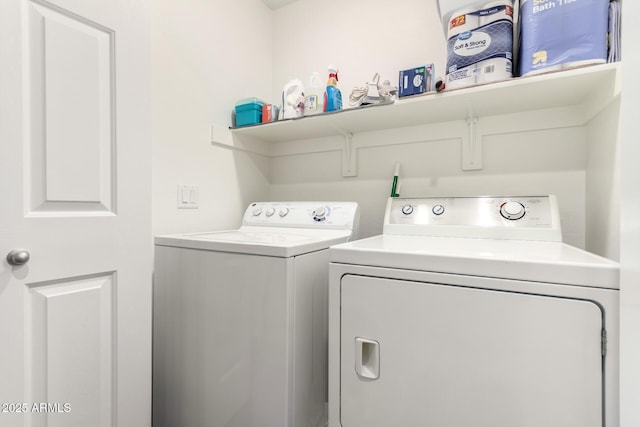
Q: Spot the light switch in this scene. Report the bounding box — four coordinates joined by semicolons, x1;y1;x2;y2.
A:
189;186;199;208
177;185;199;209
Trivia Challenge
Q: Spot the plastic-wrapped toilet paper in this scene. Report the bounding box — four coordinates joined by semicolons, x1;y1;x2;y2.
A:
476;1;514;84
520;0;609;76
446;7;480;89
446;1;514;90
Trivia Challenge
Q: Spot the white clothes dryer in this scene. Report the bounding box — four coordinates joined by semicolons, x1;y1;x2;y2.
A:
328;196;619;427
153;201;359;427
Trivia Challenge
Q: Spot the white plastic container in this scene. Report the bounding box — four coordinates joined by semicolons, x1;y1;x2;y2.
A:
304;72;324;116
281;77;305;119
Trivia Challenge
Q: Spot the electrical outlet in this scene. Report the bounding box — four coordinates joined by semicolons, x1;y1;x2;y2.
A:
177;185;199;209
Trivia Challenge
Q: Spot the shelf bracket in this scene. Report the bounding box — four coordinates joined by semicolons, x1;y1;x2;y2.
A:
341;131;356;177
211;124;271;156
463;114;482;170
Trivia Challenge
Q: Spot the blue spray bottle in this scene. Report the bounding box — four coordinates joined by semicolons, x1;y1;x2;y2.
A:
323;65;342;112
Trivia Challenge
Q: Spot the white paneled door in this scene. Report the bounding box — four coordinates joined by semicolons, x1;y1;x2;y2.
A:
0;0;151;426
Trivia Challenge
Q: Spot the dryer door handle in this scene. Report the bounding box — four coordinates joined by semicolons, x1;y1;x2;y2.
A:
355;337;380;380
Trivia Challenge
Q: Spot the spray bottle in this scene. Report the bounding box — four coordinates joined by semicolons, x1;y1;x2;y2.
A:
323;65;342;112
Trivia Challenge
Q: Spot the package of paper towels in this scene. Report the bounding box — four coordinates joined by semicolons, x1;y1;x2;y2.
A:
520;0;609;76
445;1;515;90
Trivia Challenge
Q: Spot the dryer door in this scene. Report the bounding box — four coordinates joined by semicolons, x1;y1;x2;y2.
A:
340;275;604;427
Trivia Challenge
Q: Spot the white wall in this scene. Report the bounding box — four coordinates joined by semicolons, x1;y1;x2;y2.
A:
620;1;640;425
270;0;590;248
586;100;620;259
149;0;602;248
269;125;588;245
151;0;273;234
271;0;447;110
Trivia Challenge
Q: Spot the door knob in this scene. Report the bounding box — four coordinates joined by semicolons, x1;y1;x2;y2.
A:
6;249;30;266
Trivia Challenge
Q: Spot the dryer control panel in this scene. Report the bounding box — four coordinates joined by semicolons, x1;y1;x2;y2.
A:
384;195;562;241
242;201;360;231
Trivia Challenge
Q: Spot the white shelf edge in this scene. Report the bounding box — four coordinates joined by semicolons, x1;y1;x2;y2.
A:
229;62;621;144
216;63;621;176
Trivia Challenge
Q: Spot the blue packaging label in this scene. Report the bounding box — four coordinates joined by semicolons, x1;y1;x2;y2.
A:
447;19;513;73
520;0;608;75
398;65;434;97
324;86;342;112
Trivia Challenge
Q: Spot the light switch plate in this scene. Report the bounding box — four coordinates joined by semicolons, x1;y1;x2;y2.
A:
177;185;199;209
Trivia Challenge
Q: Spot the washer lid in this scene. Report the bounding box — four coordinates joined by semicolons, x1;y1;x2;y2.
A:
155;226;354;257
330;235;619;289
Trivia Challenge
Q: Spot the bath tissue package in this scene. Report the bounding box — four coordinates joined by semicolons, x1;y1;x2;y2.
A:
520;0;609;76
445;1;515;90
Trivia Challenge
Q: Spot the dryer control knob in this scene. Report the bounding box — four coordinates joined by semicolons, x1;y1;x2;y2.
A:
265;208;275;217
279;208;289;217
313;206;328;222
401;204;414;215
500;201;525;220
252;207;263;216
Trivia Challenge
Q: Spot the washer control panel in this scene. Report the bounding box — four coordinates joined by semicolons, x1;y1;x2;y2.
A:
385;196;562;241
242;201;359;230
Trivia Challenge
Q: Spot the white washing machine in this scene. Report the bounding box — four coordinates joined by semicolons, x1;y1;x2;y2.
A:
153;201;359;427
328;196;619;427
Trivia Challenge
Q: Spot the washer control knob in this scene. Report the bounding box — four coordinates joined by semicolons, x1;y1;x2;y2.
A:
500;201;526;220
313;206;328;222
432;204;445;216
252;207;263;216
265;208;275;217
279;208;289;217
401;204;414;215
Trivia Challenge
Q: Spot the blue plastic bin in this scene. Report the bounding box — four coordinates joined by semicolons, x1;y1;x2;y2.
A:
235;98;265;127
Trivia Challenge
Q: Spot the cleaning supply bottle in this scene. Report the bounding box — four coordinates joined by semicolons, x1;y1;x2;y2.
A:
323;65;342;112
281;76;305;119
304;72;324;116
